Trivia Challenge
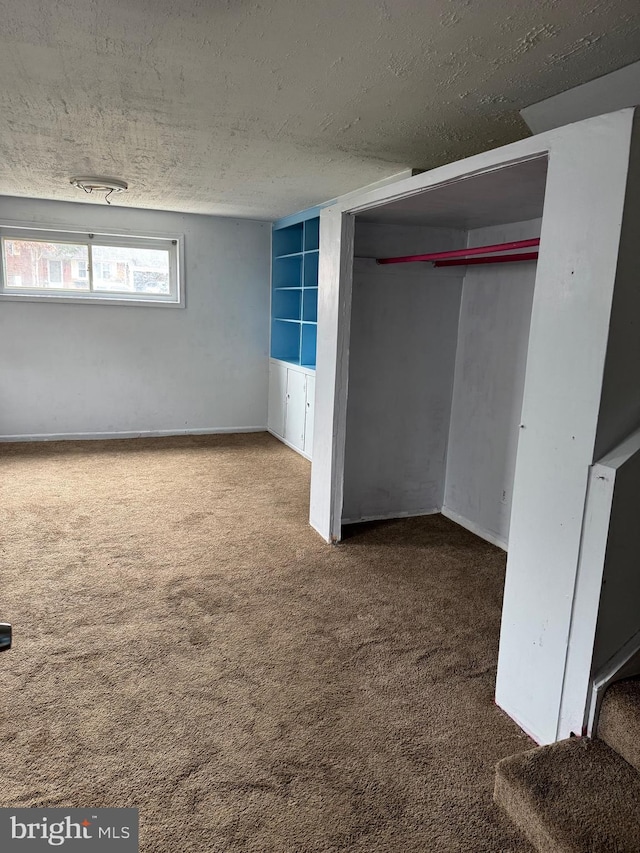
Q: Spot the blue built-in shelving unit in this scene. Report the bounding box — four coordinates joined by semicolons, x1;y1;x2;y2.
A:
271;215;320;369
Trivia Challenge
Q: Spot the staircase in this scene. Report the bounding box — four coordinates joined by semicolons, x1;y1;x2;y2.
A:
494;677;640;852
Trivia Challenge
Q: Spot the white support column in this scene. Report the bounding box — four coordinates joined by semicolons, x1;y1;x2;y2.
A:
309;208;354;542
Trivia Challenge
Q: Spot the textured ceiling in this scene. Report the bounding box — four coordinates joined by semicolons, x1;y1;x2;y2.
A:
0;0;639;220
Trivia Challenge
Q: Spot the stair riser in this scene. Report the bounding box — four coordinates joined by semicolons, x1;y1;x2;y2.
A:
597;680;640;774
494;773;558;853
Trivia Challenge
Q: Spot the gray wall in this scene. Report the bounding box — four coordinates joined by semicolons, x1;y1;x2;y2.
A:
589;120;640;673
341;223;463;523
592;438;640;673
594;112;640;460
521;60;640;134
443;220;540;547
0;196;270;438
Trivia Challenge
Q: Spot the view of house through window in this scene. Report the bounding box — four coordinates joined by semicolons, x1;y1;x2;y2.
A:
4;240;89;290
0;230;179;304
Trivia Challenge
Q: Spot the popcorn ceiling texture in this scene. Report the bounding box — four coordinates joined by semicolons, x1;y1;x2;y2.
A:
0;0;639;218
0;433;535;852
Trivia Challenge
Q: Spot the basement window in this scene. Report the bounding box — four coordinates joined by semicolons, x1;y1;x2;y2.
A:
0;226;183;306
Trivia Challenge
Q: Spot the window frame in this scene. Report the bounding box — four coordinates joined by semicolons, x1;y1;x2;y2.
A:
0;222;184;307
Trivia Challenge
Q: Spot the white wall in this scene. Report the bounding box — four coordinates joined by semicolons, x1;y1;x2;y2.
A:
341;222;463;523
443;219;540;549
0;196;270;438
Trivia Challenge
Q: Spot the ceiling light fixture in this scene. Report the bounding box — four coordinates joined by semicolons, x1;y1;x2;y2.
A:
70;176;128;205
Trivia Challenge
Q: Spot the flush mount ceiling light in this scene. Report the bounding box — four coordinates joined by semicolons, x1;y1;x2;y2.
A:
70;176;128;205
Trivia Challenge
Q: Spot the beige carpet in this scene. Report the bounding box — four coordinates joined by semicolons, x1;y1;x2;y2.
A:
0;433;533;852
597;677;640;774
494;737;640;853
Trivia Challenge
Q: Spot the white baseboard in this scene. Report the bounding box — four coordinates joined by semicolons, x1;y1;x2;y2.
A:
0;426;266;442
267;429;311;461
441;505;508;551
494;698;544;745
341;508;440;525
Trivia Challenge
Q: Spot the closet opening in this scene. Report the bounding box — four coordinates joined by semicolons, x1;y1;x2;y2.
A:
340;156;549;550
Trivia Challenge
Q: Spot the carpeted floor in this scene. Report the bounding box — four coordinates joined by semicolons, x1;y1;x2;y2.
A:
0;433;533;852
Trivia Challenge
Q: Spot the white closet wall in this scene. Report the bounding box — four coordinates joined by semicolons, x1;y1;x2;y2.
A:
341;223;464;523
443;219;541;548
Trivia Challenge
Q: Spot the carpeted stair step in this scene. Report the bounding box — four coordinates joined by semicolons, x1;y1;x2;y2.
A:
597;677;640;773
494;737;640;853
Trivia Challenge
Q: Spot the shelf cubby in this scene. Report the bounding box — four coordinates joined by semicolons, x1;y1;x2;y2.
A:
301;323;317;368
302;288;318;322
273;255;302;289
273;288;301;321
303;251;319;289
304;218;320;252
271;319;301;363
273;222;303;257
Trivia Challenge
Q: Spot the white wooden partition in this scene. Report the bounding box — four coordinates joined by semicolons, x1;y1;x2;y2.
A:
310;108;640;745
308;210;354;542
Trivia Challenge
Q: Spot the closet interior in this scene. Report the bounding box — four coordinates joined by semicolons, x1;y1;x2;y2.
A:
341;156;549;549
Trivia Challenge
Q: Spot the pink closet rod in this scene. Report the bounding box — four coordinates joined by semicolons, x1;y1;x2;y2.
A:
434;251;539;268
376;238;540;265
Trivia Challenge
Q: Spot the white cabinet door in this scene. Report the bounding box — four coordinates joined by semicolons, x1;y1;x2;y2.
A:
267;361;287;437
304;374;315;458
284;368;307;451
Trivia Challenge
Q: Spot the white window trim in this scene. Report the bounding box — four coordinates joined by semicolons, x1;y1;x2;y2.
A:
0;221;185;308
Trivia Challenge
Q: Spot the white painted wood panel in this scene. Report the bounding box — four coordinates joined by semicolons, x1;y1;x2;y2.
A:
304;374;315;457
268;359;316;459
496;115;636;744
309;208;355;541
267;360;287;437
284;368;306;451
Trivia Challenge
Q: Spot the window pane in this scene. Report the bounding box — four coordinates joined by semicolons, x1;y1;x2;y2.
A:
2;240;90;290
91;245;170;294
